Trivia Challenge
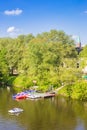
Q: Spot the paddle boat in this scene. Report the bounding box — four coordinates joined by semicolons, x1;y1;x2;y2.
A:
12;90;56;100
12;90;36;100
8;108;23;114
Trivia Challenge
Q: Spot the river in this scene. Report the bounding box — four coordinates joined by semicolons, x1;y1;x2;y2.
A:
0;88;87;130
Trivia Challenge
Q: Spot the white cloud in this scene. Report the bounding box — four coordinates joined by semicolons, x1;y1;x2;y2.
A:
71;35;78;39
84;10;87;14
4;8;23;16
7;26;20;37
71;35;81;44
72;35;78;39
7;26;16;33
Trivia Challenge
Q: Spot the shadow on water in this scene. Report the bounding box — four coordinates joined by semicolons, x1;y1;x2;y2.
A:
0;88;87;130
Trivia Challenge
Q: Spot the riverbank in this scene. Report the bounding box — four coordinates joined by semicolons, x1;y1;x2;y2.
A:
58;81;87;101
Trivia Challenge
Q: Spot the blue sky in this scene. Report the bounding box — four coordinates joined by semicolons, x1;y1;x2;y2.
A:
0;0;87;45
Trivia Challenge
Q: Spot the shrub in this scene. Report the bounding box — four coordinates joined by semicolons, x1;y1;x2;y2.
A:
59;81;87;100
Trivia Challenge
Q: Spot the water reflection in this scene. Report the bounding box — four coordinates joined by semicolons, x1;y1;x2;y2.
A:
0;88;87;130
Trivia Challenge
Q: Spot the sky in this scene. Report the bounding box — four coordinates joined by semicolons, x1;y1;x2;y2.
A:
0;0;87;45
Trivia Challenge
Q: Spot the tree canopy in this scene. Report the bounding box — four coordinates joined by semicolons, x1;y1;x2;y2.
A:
0;30;81;90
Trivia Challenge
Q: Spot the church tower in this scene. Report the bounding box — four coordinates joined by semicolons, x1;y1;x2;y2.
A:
75;36;82;54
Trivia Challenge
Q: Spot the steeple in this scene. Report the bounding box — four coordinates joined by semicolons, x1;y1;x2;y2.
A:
76;36;81;48
76;36;82;54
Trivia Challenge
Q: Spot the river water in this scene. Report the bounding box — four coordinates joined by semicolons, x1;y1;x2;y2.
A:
0;88;87;130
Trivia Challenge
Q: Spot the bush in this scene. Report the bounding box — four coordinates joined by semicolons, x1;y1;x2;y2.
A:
71;81;87;100
12;75;33;90
59;81;87;100
7;76;16;86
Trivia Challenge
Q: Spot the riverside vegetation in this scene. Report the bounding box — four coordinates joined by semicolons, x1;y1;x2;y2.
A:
0;29;87;100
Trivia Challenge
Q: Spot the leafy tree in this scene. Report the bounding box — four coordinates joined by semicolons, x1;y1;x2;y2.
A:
0;30;80;90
